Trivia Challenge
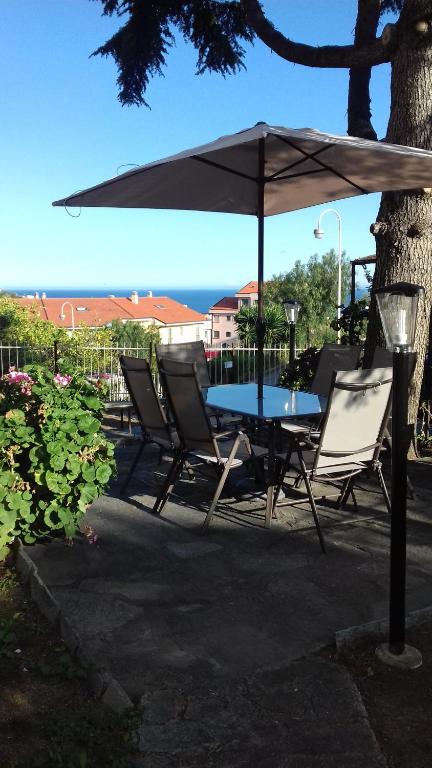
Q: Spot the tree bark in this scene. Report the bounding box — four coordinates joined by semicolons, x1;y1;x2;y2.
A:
367;0;432;447
348;1;381;139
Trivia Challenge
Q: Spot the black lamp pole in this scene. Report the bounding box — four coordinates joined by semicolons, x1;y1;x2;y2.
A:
289;322;296;366
375;282;423;669
283;300;300;368
389;347;416;653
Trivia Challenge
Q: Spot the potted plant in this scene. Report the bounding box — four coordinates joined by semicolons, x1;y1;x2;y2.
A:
0;365;116;558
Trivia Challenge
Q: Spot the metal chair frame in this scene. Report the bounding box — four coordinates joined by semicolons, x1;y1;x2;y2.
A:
155;358;265;530
119;355;179;496
275;368;393;553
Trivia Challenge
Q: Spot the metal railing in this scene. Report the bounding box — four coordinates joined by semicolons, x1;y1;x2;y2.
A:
0;342;294;401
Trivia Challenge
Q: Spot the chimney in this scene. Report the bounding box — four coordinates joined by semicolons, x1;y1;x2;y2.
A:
41;292;46;300
34;291;39;299
147;290;153;297
129;291;139;304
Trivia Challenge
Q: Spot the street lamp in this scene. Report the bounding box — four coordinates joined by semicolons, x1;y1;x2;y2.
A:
375;282;424;670
314;208;342;343
283;300;301;366
59;301;75;332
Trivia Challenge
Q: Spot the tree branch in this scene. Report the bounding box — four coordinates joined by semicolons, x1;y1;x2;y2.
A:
348;1;381;140
241;0;392;68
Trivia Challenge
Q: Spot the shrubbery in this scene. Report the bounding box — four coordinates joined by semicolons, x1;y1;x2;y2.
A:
279;347;321;391
0;365;115;556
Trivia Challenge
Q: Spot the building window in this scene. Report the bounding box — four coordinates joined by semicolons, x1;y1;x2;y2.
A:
226;315;231;322
213;331;220;340
241;298;249;306
226;331;231;338
213;315;220;323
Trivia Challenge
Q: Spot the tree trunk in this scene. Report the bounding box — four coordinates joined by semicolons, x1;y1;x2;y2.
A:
367;0;432;450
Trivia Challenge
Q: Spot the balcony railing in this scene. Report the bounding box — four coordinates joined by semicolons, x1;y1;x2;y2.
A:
0;342;295;401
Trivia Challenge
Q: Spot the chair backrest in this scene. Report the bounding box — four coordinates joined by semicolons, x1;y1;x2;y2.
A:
371;346;393;368
155;341;211;388
119;355;171;445
314;367;393;472
310;343;362;396
158;358;218;457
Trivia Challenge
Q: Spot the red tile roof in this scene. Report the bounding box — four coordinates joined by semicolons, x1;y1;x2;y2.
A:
236;281;258;295
17;296;205;328
209;297;239;311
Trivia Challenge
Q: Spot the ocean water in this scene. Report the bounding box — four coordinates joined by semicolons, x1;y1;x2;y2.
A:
10;287;238;315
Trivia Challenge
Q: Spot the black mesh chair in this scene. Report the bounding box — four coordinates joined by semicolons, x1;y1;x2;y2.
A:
155;340;240;429
155;358;266;530
119;355;178;496
156;341;211;388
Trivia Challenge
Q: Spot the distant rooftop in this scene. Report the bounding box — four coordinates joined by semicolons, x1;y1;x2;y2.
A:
236;281;258;295
210;297;239;311
18;294;205;328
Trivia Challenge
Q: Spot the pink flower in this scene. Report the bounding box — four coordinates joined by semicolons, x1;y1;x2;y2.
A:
5;369;34;393
53;373;72;387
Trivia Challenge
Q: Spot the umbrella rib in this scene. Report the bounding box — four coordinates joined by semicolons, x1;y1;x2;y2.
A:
274;135;368;193
266;145;332;181
191;155;257;183
272;168;328;183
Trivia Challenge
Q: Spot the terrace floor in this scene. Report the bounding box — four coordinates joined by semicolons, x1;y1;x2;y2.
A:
24;427;432;767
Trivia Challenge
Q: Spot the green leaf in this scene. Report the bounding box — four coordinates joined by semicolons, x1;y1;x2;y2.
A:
50;454;66;471
96;464;112;484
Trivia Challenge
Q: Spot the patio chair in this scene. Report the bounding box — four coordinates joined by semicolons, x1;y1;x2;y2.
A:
155;339;240;429
371;345;416;498
155;358;266;530
371;346;393;368
275;367;393;553
119;355;180;496
282;343;362;440
155;340;211;388
310;343;362;396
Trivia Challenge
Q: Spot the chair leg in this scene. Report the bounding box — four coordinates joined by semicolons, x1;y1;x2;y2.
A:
407;473;416;500
120;441;146;496
302;469;326;554
336;477;353;510
272;448;292;514
184;460;195;480
153;452;184;515
202;437;240;532
377;464;391;514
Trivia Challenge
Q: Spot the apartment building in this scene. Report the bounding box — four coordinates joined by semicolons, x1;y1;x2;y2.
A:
208;281;258;344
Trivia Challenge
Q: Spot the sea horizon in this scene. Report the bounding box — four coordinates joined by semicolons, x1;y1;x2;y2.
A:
5;287;239;315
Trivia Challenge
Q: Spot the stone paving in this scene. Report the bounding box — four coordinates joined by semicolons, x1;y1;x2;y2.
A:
24;435;432;767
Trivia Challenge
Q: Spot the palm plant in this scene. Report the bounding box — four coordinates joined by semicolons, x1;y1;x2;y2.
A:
235;303;288;346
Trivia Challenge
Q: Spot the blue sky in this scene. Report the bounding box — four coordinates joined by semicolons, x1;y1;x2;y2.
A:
2;1;395;291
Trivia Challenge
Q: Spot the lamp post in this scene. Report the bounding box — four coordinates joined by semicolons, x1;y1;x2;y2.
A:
283;300;301;366
375;282;424;670
59;301;75;332
314;208;342;343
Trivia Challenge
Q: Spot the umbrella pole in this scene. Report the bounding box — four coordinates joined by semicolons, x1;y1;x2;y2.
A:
257;138;265;400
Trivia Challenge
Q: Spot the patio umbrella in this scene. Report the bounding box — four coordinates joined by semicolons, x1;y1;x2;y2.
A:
53;122;432;396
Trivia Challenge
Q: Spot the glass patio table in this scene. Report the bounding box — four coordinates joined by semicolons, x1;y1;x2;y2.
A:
204;383;326;527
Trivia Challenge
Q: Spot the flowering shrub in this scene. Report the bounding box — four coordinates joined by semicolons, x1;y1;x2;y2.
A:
0;365;115;556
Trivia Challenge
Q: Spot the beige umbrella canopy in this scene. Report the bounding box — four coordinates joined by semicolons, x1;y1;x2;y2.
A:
53;122;432;394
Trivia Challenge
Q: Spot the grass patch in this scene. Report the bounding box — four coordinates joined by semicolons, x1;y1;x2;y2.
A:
0;560;141;768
